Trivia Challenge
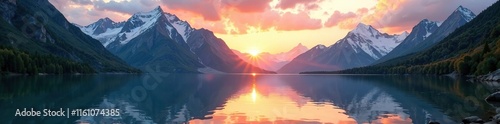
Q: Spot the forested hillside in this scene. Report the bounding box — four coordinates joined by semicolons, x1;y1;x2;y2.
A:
0;47;95;74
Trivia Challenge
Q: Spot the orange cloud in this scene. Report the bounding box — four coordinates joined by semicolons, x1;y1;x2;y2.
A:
275;12;322;31
50;0;497;36
324;11;357;28
276;0;323;10
161;0;221;21
221;0;272;13
193;9;322;34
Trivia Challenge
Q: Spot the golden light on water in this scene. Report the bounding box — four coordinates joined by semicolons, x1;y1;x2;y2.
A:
251;83;257;103
189;75;413;124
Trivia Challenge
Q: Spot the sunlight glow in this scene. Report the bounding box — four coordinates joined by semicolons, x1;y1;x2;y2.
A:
248;49;260;56
190;82;360;123
251;83;257;103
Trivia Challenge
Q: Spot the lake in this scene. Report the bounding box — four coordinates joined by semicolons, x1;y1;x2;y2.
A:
0;74;497;124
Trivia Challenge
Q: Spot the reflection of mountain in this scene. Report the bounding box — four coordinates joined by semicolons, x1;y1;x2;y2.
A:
1;75;494;123
346;88;409;123
282;75;491;123
75;74;251;123
0;75;138;123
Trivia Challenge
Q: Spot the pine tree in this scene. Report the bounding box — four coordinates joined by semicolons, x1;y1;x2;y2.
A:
483;43;491;55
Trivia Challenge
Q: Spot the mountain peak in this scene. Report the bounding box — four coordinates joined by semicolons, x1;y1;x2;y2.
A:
296;43;306;47
313;44;327;49
401;31;409;36
133;6;164;16
355;23;370;30
350;23;380;37
97;17;114;24
153;6;163;13
454;5;476;22
290;43;308;52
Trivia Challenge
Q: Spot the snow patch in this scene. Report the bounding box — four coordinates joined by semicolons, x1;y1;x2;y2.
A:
341;23;407;59
165;13;194;42
456;6;476;22
117;9;163;45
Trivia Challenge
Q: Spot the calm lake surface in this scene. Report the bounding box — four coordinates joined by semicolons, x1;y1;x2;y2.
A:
0;74;497;124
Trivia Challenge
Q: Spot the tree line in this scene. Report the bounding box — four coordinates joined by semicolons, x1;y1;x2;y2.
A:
0;46;95;75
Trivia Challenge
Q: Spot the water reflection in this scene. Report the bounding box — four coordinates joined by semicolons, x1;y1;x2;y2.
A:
0;74;496;124
191;74;356;124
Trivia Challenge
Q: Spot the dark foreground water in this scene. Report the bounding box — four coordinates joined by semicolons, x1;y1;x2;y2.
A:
0;74;497;124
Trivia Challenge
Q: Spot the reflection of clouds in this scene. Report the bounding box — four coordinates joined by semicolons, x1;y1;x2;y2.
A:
189;79;356;124
346;88;411;123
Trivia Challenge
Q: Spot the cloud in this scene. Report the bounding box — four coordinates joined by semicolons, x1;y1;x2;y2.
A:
209;10;322;34
49;0;498;35
161;0;221;21
276;0;322;10
93;0;155;15
362;0;497;33
71;0;92;5
324;11;357;27
221;0;272;13
276;12;322;31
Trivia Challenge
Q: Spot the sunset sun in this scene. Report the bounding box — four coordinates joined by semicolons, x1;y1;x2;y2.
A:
248;49;261;57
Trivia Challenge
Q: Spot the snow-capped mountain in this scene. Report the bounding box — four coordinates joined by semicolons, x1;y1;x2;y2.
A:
78;17;125;46
233;43;308;71
456;5;475;22
165;13;194;42
274;43;309;62
374;19;439;64
342;23;408;60
278;23;408;73
78;7;271;73
374;6;476;65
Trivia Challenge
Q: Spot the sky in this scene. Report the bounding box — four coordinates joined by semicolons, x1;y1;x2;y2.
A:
49;0;497;54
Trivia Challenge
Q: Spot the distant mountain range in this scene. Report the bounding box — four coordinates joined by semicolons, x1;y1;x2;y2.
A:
78;7;272;73
232;43;308;71
0;0;138;73
374;6;477;65
278;23;408;73
305;2;500;76
281;5;479;74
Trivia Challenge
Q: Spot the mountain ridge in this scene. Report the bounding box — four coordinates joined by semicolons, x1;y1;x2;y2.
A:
278;23;407;73
303;2;500;75
79;6;273;73
374;6;476;64
0;0;139;73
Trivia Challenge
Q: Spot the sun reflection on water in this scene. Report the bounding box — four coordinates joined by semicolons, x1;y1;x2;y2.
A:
189;74;413;124
251;83;257;103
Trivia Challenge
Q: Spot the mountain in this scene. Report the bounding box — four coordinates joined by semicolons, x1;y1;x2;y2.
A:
278;23;408;73
232;43;308;71
79;7;271;73
0;0;138;73
374;6;476;65
77;17;125;46
374;19;439;64
186;29;272;73
306;3;500;75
